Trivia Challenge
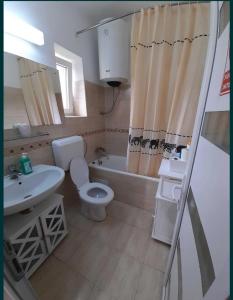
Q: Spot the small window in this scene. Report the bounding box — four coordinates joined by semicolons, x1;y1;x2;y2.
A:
54;43;87;117
56;56;73;115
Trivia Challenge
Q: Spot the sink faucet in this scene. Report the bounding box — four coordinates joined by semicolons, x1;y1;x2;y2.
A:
95;147;109;158
7;164;22;180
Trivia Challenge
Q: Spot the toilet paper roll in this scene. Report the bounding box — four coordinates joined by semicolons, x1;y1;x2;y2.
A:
181;148;189;161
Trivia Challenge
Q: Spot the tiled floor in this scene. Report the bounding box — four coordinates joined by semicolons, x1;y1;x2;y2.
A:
30;199;170;300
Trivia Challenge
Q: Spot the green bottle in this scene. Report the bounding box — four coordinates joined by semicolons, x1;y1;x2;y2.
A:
19;153;33;175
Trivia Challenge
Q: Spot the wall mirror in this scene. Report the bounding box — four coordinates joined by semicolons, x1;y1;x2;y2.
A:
4;52;64;139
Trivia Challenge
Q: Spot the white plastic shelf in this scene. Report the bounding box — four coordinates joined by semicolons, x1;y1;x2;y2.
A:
152;197;177;245
152;159;185;245
156;177;182;204
158;159;186;181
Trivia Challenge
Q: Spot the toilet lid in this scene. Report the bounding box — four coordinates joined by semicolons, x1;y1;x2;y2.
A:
70;157;89;189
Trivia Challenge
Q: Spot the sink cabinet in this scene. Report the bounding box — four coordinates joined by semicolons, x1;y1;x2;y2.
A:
40;198;67;254
5;218;47;279
4;193;68;278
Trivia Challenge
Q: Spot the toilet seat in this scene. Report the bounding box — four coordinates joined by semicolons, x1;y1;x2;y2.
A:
79;182;114;205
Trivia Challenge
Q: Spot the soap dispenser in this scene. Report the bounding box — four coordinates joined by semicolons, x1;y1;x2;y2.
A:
19;153;33;175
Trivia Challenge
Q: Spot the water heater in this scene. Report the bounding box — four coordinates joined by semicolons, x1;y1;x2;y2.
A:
97;18;129;86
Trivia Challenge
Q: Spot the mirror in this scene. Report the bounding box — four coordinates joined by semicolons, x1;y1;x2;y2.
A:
4;52;64;131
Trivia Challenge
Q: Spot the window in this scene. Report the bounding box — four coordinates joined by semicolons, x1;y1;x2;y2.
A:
56;56;73;115
54;43;87;117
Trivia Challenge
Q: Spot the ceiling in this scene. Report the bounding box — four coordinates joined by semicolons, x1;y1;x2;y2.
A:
69;1;173;22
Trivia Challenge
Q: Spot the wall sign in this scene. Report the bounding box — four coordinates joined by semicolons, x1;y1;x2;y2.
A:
220;45;230;96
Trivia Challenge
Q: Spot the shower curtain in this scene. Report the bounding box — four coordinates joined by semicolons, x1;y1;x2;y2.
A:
127;3;210;177
18;58;61;126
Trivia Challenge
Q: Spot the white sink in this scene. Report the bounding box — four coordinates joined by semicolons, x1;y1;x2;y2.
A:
4;164;65;216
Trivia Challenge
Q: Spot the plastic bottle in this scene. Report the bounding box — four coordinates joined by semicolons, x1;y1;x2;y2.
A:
19;153;33;175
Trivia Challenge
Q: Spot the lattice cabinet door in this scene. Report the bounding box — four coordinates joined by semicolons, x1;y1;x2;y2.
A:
8;218;47;279
40;198;68;253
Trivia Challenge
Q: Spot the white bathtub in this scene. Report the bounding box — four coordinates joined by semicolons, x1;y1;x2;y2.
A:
89;155;159;211
90;155;127;172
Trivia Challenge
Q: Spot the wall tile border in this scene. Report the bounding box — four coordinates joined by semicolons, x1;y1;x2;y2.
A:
105;128;129;133
4;129;104;157
4;128;129;157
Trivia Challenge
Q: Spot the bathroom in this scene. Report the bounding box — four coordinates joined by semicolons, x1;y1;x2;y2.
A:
3;1;229;300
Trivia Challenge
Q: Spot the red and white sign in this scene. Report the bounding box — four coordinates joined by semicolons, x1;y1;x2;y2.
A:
220;45;230;96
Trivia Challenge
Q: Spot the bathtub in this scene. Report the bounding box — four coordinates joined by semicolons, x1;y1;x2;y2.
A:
89;155;159;212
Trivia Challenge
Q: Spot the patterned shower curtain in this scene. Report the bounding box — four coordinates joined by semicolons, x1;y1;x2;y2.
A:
127;3;210;177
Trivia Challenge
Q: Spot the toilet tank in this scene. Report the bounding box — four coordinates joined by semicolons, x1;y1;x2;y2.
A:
52;136;84;171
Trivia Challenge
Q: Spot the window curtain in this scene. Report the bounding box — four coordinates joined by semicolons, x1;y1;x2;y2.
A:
18;58;62;126
127;3;210;177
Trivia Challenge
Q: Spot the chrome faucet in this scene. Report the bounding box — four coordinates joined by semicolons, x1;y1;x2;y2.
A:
7;164;22;180
95;147;109;158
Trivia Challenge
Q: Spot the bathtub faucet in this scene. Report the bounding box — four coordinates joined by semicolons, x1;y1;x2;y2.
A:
95;147;109;158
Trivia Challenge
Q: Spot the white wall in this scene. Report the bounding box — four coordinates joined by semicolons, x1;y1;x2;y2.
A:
4;1;100;84
4;52;20;88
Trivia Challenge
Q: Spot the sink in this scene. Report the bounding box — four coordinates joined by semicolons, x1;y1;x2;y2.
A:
4;164;65;216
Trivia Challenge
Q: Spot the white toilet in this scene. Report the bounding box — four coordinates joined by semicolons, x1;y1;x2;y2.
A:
52;136;114;221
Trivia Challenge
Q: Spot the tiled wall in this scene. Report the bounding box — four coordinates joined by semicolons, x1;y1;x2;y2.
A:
4;81;132;173
104;84;131;156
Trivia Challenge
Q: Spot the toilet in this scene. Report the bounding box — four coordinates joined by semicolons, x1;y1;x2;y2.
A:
52;136;114;221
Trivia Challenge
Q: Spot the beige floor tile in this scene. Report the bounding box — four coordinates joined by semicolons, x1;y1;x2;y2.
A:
135;264;164;300
30;200;168;300
66;209;94;233
94;248;122;291
88;286;117;300
53;272;92;300
67;236;112;283
89;216;123;246
96;253;142;300
53;226;87;262
124;227;150;262
134;209;153;231
107;200;139;226
109;222;134;252
144;239;170;272
40;264;92;300
30;254;93;300
30;255;67;297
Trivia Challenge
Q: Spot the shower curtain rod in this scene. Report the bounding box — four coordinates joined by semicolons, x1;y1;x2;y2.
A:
75;1;210;36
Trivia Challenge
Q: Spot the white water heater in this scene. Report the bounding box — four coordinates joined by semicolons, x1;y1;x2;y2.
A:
97;18;129;86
